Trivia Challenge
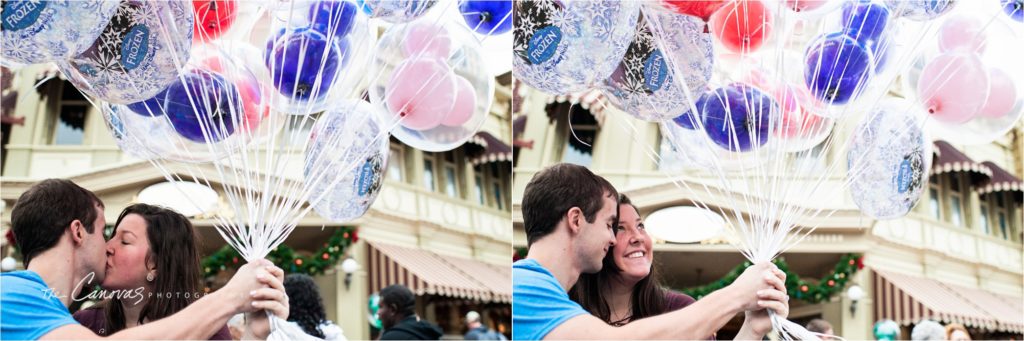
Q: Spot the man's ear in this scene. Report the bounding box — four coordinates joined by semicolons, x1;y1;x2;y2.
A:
565;207;583;235
69;220;86;246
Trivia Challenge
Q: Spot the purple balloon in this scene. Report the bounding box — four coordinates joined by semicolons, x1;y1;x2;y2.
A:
265;28;343;100
700;83;777;152
804;33;873;104
164;70;239;143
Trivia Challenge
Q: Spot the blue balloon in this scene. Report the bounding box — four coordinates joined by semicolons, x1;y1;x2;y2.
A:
673;92;712;130
700;84;777;152
804;33;873;104
309;0;359;37
459;0;512;35
842;0;890;43
265;28;344;100
126;89;168;117
164;70;238;143
1;0;119;64
514;0;640;94
1003;0;1023;22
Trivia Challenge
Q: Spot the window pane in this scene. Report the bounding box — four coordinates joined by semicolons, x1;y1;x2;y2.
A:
949;174;961;192
658;134;687;171
951;196;962;226
999;213;1008;239
55;105;88;145
980;208;990;235
444;166;458;198
423;159;435;191
492;182;503;210
475;175;484;205
930;188;941;219
563;143;593;167
388;148;403;181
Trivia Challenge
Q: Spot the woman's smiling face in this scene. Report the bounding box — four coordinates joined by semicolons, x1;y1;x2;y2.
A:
611;203;654;283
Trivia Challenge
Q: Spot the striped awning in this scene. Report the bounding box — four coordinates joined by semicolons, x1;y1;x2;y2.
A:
931;141;992;183
944;283;1024;333
544;90;608;126
442;256;511;303
872;269;1015;332
468;131;511;166
366;241;508;303
977;161;1023;201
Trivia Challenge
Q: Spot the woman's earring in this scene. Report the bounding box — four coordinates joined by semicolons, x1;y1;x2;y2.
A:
146;272;155;282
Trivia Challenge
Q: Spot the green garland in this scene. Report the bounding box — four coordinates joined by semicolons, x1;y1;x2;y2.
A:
202;226;358;277
681;253;863;304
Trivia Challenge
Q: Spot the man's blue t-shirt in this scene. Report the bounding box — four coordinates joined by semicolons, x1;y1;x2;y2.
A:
1;270;79;340
512;259;588;340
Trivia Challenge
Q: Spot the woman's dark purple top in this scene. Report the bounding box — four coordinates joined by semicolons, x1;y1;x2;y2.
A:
664;291;717;340
73;307;232;340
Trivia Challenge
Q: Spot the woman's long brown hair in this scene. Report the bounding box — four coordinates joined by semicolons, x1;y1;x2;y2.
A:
95;203;203;334
569;194;667;324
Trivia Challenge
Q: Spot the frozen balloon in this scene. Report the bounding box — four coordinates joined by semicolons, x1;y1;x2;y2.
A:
847;98;931;219
459;0;512;35
603;10;714;122
885;0;955;21
1;0;119;64
304;101;390;222
700;83;778;152
804;33;873;104
513;0;640;94
358;0;437;23
59;0;194;104
659;0;726;22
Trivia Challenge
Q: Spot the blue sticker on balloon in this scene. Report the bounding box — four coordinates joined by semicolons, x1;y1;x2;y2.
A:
120;25;150;71
1;0;47;31
896;159;912;193
527;25;561;65
357;159;373;196
643;50;669;92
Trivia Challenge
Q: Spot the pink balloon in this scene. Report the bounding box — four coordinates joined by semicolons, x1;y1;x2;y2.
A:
917;53;990;124
786;0;828;12
938;15;987;54
403;21;451;60
386;58;456;131
775;84;822;138
978;68;1018;119
442;75;476;127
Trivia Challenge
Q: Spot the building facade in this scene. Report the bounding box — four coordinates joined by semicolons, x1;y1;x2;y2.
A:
0;64;514;340
511;82;1024;339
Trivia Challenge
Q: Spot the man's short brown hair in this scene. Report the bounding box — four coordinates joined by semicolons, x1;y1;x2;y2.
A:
521;163;618;246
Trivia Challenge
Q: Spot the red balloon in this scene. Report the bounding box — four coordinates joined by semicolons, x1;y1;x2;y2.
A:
710;0;772;53
660;0;727;22
193;0;237;42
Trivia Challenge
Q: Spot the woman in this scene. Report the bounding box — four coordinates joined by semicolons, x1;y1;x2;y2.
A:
283;273;344;340
73;203;288;339
569;194;786;339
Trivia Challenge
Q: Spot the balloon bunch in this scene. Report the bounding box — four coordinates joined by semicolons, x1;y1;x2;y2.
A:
3;2;510;337
514;0;1021;339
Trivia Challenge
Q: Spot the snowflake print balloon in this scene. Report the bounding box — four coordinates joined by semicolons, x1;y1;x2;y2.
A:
1;0;119;65
57;0;193;104
513;0;640;95
603;10;713;122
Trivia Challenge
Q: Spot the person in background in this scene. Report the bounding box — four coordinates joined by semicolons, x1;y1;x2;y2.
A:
806;318;835;339
377;285;442;340
945;323;972;341
464;311;506;340
912;320;946;340
227;314;245;340
283;274;344;340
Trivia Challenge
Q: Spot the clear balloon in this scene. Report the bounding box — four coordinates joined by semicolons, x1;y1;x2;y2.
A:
265;28;344;112
513;0;641;95
916;52;989;124
699;83;778;152
978;68;1018;119
841;0;890;43
937;14;987;53
847;98;932;220
369;14;493;152
58;0;194;104
659;0;726;22
357;0;437;23
709;0;773;53
803;33;874;105
309;0;359;38
885;0;956;21
603;9;714;122
459;0;512;35
304;101;390;223
1003;0;1024;22
1;0;119;65
193;0;237;42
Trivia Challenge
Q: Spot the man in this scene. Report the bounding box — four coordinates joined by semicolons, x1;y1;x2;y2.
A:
806;318;835;339
513;163;790;340
1;179;288;340
377;284;443;340
464;311;506;340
